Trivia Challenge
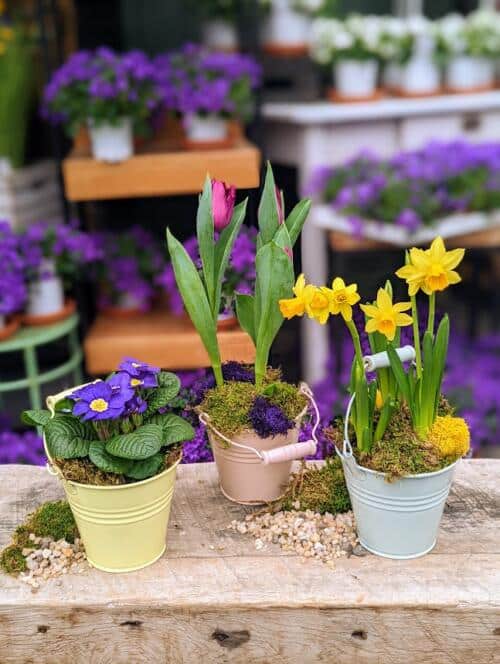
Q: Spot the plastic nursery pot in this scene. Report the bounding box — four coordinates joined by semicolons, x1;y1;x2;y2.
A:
200;384;319;505
88;117;134;163
398;58;441;97
333;60;380;101
44;385;181;573
337;394;459;559
0;314;21;341
202;19;238;52
262;0;311;55
445;56;496;93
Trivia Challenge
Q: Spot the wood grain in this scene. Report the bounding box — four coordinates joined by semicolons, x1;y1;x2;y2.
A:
84;309;256;374
0;460;498;663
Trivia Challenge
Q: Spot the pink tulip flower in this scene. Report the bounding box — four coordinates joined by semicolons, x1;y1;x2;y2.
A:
212;179;236;231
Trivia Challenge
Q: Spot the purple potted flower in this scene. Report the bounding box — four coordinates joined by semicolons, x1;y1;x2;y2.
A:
0;221;26;339
19;220;101;323
154;44;261;146
42;47;163;162
22;357;194;572
92;226;164;316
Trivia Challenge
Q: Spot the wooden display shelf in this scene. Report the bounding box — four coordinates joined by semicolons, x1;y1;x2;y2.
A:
84;309;255;374
62;129;261;201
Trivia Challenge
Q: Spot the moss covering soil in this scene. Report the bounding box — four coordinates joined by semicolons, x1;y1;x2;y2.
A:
1;500;79;576
199;368;307;438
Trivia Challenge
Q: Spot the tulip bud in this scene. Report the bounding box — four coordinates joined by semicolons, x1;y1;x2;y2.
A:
212;179;236;231
275;186;284;225
283;246;293;260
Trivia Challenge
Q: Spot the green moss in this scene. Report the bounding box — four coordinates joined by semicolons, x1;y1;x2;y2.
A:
199;374;307;438
25;501;78;543
0;545;27;575
12;525;32;549
280;457;351;514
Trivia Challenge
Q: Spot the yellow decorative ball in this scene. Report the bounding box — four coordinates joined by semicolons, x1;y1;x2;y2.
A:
428;416;470;459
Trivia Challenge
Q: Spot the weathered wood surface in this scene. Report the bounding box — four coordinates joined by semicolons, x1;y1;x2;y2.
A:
0;460;499;664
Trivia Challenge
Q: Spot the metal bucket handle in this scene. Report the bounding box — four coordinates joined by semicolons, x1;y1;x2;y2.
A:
199;382;319;464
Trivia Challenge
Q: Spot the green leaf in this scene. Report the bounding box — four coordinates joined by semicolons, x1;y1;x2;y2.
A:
235;293;256;345
197;176;216;313
167;228;221;376
45;416;95;459
126;454;164;481
21;409;51;428
387;346;411;407
431;315;449;419
89;442;133;474
257;162;280;245
145;379;181;416
157;371;181;395
105;424;163;460
213;199;247;315
147;413;195;445
285;198;311;247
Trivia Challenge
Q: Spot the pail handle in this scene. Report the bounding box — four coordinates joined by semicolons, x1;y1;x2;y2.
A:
199;382;319;464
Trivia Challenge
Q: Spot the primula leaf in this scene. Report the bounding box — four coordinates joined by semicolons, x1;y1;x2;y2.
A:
105;424;163;460
126;454;164;481
197;176;216;313
147;413;195;445
285;198;311;247
89;442;133;474
167;228;221;372
21;409;51;428
157;371;181;395
45;416;95;459
145;381;181;417
235;293;256;345
257;162;280;245
213;199;247;316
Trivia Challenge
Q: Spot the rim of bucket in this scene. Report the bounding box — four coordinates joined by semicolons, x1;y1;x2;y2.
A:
342;454;460;480
43;434;182;491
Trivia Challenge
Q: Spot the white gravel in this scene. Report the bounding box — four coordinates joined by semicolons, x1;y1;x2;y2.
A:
19;533;88;589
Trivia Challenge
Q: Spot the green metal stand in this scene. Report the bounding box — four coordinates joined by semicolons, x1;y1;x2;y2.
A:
0;314;83;410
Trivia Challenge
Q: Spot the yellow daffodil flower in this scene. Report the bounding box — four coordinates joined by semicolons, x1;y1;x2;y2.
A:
396;236;465;296
360;288;412;341
303;286;331;325
279;273;307;319
324;277;360;322
375;389;384;409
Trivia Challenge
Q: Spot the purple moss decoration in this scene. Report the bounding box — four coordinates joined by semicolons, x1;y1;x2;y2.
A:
249;396;294;439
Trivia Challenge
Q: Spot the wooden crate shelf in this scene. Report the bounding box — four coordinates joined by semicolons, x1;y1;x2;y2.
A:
62;133;261;201
84;309;255;374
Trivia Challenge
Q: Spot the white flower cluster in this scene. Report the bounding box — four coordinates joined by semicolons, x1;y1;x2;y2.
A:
436;9;500;58
259;0;327;15
310;14;386;64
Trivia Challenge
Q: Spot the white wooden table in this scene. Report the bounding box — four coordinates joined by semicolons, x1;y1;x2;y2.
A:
1;460;499;663
262;91;500;382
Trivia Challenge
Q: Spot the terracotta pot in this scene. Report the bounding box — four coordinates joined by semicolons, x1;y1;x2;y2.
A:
0;315;21;341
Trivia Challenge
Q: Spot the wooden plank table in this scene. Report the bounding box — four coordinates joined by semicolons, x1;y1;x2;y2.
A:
84;309;256;374
1;460;498;663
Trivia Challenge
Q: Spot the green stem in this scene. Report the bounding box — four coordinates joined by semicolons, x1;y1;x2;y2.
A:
427;293;435;337
411;294;422;378
346;319;364;370
213;363;223;388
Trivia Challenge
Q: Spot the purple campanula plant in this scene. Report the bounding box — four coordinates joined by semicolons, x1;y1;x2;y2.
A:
0;221;27;320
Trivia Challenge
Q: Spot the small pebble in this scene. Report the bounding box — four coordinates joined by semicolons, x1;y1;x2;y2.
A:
18;532;88;588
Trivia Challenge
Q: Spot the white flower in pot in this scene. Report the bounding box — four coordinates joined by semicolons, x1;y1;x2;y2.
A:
260;0;325;51
397;15;440;96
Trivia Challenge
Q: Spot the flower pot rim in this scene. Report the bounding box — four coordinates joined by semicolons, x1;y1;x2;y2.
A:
44;435;182;491
342;453;460;480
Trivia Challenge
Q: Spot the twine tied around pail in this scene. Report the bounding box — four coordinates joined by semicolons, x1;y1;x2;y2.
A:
199;382;319;465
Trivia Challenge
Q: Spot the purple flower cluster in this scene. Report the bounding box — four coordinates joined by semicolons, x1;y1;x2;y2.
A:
158;225;256;316
19;220;102;284
154;44;261;117
70;357;159;421
0;221;26;317
42;48;163;135
249;396;294;438
0;430;45;465
308;141;500;232
91;226;164;312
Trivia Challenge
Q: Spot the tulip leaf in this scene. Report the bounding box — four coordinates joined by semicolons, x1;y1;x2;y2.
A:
166;228;222;380
213;199;247;316
235;293;256;345
196;176;216;313
285;198;311;247
257;162;280;245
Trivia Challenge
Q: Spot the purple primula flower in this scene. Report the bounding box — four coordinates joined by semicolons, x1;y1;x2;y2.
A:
119;357;160;389
249;396;294;438
70;381;128;421
107;371;136;401
124;395;148;416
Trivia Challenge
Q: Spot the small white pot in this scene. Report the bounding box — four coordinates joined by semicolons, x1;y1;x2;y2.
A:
334;59;378;99
88;117;134;163
446;56;495;91
262;0;311;48
400;57;440;95
202;19;238;51
27;259;64;317
183;114;228;143
383;62;402;90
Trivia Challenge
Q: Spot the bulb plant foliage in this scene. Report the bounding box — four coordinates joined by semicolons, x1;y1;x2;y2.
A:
167;163;311;388
22;358;194;482
280;236;470;465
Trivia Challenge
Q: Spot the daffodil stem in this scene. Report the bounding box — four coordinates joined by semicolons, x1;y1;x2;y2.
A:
411;294;422;378
427;293;435;337
346;320;364;370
